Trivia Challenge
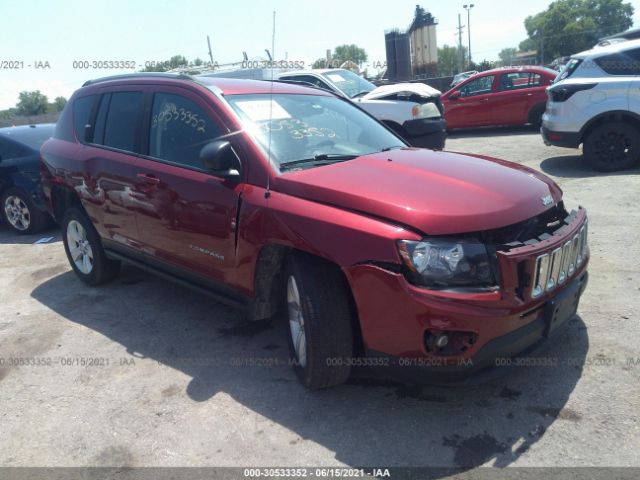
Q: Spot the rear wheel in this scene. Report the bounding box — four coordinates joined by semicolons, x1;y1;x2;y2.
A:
62;206;120;285
284;254;354;389
1;187;48;234
528;105;545;130
583;122;640;172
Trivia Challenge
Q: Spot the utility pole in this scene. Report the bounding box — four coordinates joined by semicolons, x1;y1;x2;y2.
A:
463;4;474;67
206;36;214;65
456;14;465;73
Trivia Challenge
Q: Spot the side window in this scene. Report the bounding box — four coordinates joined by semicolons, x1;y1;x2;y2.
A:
101;92;143;152
529;73;543;86
595;53;639;76
459;75;495;97
498;73;537;91
92;93;111;145
623;48;640;75
72;95;96;143
149;93;223;169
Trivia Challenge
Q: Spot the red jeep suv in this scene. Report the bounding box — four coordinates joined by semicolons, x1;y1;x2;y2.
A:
41;73;588;389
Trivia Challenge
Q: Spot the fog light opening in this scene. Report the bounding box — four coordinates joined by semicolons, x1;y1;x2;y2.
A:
435;334;449;348
424;330;478;356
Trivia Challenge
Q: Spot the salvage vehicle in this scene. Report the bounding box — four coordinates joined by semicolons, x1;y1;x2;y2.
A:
208;68;447;150
41;73;589;389
442;66;557;129
542;38;640;171
0;124;54;234
450;70;478;88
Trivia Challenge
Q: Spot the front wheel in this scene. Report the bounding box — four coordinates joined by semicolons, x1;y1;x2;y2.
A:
62;206;120;285
583;123;640;172
284;254;354;389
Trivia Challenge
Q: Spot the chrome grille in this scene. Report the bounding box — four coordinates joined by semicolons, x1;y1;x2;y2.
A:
531;220;587;298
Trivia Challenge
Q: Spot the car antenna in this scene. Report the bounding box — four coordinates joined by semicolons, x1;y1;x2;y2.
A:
265;10;276;200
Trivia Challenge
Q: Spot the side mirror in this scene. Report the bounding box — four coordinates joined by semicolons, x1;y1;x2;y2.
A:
200;140;242;179
449;91;461;100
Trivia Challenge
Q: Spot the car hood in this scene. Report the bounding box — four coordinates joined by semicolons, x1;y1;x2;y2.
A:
362;82;441;100
273;149;562;235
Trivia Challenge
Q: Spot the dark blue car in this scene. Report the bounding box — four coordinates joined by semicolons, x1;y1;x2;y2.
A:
0;124;55;234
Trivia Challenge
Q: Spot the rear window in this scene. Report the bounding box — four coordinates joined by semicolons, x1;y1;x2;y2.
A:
557;59;582;81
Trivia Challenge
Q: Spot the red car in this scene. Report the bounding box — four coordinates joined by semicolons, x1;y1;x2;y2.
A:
41;73;588;389
442;67;557;130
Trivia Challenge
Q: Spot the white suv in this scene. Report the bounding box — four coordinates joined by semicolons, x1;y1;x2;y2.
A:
542;38;640;171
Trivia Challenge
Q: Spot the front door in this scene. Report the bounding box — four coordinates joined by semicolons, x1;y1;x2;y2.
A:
445;74;496;128
133;87;243;284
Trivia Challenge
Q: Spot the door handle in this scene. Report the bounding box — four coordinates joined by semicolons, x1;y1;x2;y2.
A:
136;173;160;185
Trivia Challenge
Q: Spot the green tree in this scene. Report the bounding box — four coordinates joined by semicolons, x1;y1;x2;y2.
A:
17;90;48;116
520;0;634;63
53;96;67;112
437;44;467;76
141;54;189;72
498;48;518;66
312;58;330;69
332;44;367;66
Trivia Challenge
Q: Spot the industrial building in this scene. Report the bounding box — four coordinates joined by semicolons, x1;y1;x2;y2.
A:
385;5;438;81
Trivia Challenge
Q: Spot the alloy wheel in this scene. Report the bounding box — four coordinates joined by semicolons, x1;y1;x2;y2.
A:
287;275;307;367
3;195;31;231
67;220;94;274
594;130;633;167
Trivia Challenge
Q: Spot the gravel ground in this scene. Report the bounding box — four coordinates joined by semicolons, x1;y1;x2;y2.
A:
0;127;639;475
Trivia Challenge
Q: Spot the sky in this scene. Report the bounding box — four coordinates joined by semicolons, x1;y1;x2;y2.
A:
0;0;639;109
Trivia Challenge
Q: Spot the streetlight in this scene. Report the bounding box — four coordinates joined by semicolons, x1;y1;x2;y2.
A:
463;4;474;67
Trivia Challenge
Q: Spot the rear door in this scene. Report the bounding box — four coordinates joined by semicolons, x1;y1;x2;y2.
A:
133;86;243;284
624;47;640;114
77;89;145;248
444;74;496;127
491;72;540;125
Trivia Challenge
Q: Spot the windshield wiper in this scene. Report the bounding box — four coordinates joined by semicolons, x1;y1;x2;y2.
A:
280;154;359;171
313;153;359;161
379;146;404;152
351;90;371;98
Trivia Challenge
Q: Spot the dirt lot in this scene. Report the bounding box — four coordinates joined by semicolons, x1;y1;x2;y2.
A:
0;127;639;473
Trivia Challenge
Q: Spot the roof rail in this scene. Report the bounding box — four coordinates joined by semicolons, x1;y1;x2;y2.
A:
82;72;195;87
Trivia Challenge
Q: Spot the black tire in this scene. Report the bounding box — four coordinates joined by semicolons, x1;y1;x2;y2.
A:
61;206;120;286
528;105;545;130
583;122;640;172
284;253;354;389
1;187;49;234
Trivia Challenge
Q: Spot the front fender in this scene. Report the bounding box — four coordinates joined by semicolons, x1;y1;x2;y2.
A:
231;184;421;294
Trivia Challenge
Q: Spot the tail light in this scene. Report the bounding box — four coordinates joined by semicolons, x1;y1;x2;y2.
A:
548;83;597;102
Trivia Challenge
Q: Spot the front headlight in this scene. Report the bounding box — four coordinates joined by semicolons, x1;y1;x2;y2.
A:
397;238;495;288
411;102;441;119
